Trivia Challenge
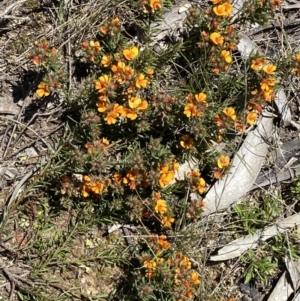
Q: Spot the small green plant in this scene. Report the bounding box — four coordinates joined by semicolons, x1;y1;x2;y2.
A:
241;249;278;284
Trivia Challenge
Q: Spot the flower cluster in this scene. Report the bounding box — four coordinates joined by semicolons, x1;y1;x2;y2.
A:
214;107;244;134
159;161;179;187
30;40;63;98
197;0;238;74
172;253;201;300
88;42;152;124
99;17;121;36
113;169;140;190
142;251;200;300
30;39;57;66
187;170;206;194
85;138;110;155
184;92;208;118
250;57;278;103
140;0;162;13
81;175;105;197
153;193;175;228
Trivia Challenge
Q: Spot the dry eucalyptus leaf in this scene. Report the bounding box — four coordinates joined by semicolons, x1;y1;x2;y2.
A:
285;257;300;292
210;213;300;261
200;115;273;216
267;271;294;301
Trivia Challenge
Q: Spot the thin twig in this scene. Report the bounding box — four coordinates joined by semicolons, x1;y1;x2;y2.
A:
0;116;54;155
0;0;27;18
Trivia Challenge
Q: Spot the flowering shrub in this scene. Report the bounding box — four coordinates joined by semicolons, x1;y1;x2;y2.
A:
29;0;293;299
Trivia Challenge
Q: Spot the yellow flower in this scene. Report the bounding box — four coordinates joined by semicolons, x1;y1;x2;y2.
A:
263;64;276;75
89;40;101;53
101;55;112;67
210;0;222;4
184;103;201;118
82;187;89;197
135;73;148;88
124;66;135;77
210;32;224;45
99;25;109;35
159;171;175;187
197;178;206;194
157;235;170;249
149;0;162;10
90;182;104;194
213;3;233;16
217;155;230;169
95;75;111;92
96;100;108;112
191;272;201;285
261;90;274;102
221;50;232;63
295;53;300;62
104;110;118;124
247;112;258;125
123;46;139;61
36;82;50;98
100;138;109;147
128;96;142;109
137;100;148;110
111;61;126;73
112;103;125;116
195;92;207;103
260;78;277;91
180;135;194;149
251;58;266;71
161;216;175;228
112;17;121;27
180;256;191;269
144;260;156;269
222;107;236;120
155;199;167;214
124;108;138;120
146;68;154;75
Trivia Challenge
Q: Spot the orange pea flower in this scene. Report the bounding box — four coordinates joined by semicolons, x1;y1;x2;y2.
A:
104;110;118;124
89;40;101;53
128;96;142;109
101;55;112;67
247;112;258;125
95;75;111;92
217;155;230;169
251;58;266;71
180;135;194;149
260;78;277;91
135;73;148;88
196;178;206;194
213;3;233;16
149;0;162;10
159;171;175;187
36;82;50;98
155;199;167;214
123;46;139;60
96;100;108;112
90;182;104;194
263;64;276;75
221;50;232;63
184;103;200;118
210;32;224;45
161;216;175;228
222;107;236;120
195;92;207;103
191;272;201;285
